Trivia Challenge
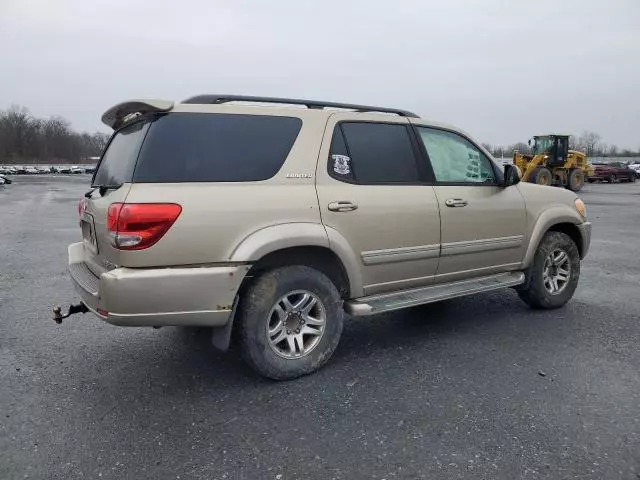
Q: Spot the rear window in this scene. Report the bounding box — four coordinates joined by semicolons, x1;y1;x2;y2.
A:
133;113;302;182
92;121;149;187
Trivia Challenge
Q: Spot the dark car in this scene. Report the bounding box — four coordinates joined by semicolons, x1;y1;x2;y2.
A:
588;162;637;183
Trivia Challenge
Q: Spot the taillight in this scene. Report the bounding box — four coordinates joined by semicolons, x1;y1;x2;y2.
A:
107;203;182;250
78;199;86;218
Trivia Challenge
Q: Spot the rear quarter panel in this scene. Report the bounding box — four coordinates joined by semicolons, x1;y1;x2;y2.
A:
118;111;329;268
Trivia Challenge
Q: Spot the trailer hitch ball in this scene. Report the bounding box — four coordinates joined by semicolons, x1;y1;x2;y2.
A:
52;303;89;324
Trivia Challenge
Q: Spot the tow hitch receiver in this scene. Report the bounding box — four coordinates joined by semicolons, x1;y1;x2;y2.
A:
52;303;89;324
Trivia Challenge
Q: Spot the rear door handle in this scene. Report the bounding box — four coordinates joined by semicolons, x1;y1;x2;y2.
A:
328;201;358;212
445;198;468;207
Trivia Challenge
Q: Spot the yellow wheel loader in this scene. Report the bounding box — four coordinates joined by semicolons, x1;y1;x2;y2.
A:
513;135;593;192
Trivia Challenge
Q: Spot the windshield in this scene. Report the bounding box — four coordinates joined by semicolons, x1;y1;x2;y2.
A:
533;137;554;155
92;120;150;187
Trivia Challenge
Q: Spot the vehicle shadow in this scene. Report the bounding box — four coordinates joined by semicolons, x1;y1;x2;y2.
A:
41;290;605;477
60;289;533;393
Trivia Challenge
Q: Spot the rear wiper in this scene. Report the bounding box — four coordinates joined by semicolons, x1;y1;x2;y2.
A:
99;184;122;196
85;184;122;198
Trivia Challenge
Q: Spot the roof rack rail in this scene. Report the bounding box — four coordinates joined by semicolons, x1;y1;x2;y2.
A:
182;94;419;118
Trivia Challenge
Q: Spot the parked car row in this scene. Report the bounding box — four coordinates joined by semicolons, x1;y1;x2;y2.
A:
0;165;95;175
588;162;639;183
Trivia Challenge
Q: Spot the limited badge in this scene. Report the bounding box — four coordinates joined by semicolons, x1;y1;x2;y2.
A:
332;154;351;175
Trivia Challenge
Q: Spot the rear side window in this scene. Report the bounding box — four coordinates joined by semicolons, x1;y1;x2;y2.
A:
133;113;302;183
328;122;419;184
92;121;149;187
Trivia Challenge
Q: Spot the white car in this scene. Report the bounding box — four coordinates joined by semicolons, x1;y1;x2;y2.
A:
70;166;85;174
24;166;39;174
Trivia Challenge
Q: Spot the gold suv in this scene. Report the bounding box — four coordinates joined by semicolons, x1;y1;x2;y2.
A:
61;95;591;379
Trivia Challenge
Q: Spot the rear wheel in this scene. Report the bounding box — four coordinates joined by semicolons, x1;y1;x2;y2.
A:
517;231;580;309
567;169;585;192
531;167;553;186
237;265;344;380
608;174;617;183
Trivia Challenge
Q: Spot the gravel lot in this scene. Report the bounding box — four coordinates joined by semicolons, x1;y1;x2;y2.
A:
1;176;639;479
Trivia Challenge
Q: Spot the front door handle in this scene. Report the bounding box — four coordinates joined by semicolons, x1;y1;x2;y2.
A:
328;201;358;212
445;198;468;207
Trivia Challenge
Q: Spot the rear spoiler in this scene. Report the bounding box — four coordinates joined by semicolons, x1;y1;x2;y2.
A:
101;99;174;129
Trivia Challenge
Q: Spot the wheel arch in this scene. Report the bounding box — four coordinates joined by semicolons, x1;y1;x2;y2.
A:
229;223;363;299
522;209;586;268
547;223;584;257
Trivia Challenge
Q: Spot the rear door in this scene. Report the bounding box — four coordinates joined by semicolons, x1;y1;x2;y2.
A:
82;121;149;276
315;114;441;296
413;125;526;283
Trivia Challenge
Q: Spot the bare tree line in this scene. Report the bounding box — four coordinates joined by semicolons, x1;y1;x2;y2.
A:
483;131;639;158
2;105;638;164
0;105;109;164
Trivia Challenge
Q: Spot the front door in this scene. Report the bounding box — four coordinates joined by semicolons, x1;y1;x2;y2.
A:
414;125;526;283
315;114;441;296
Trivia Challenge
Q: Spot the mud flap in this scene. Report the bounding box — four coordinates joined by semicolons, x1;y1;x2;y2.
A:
211;296;239;351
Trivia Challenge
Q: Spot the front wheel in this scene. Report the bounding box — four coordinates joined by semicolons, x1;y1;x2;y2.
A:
517;231;580;309
237;265;344;380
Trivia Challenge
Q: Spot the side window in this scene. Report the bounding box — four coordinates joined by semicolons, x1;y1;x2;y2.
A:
417;127;496;184
328;122;419;184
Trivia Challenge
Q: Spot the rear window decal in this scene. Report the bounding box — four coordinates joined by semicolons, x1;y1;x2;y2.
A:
332;154;351;175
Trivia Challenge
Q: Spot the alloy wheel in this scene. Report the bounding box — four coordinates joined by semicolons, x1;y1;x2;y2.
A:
543;249;571;294
266;290;327;359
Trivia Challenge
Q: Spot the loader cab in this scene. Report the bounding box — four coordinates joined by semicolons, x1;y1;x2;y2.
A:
530;135;570;167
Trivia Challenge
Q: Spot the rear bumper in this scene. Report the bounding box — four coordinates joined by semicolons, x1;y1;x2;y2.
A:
68;242;248;327
577;221;591;259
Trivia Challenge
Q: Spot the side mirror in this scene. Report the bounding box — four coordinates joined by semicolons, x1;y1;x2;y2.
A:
503;164;520;187
527;139;531;146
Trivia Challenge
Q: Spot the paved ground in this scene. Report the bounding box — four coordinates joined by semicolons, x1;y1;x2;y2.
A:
1;176;639;480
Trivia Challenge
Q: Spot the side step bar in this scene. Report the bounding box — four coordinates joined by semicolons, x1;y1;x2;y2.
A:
345;272;525;316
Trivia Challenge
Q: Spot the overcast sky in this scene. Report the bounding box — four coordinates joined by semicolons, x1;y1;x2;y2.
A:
1;0;639;148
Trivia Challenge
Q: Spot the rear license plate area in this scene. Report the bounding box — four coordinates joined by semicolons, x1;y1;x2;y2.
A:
81;213;98;254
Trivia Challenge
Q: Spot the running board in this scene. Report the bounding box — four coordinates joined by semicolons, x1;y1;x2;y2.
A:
345;272;525;316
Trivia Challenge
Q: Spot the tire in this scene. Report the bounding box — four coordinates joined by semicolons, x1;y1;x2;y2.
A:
608;174;617;183
567;169;585;192
629;175;636;183
237;265;344;380
531;167;553;186
517;231;580;309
